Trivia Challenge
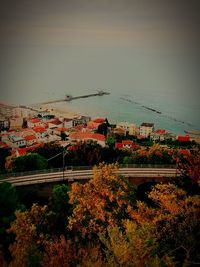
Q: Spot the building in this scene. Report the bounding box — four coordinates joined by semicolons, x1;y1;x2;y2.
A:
177;135;190;142
27;118;43;128
139;123;154;138
63;118;73;128
24;135;37;146
48;118;63;129
9;117;23;129
33;126;48;140
69;132;106;147
12;107;36;118
87;118;106;131
0;117;10;131
72;116;91;127
115;140;140;150
10;136;26;148
150;129;167;142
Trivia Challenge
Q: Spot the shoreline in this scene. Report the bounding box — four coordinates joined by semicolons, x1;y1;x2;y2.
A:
32;103;80;119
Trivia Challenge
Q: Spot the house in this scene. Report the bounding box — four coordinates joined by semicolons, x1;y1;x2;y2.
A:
139;123;154;138
10;136;26;148
177;135;190;142
87;118;105;130
69;132;106;147
116;122;137;136
12;107;36;118
27;118;43;128
13;143;41;157
48;118;63;129
150;129;167;142
115;140;140;150
24;134;37;146
53;127;68;136
0;117;10;131
113;127;126;136
72;116;91;127
9;117;23;129
32;126;48;139
63;118;73;128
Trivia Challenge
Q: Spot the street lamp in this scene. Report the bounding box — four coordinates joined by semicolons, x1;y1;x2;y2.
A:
62;144;70;182
47;143;70;182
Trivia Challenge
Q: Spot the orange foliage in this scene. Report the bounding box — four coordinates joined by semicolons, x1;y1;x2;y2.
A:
129;183;200;264
8;204;48;267
178;151;200;184
68;163;136;237
42;235;102;267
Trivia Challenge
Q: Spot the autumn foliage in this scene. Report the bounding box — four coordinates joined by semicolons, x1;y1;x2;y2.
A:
68;163;136;237
3;154;200;266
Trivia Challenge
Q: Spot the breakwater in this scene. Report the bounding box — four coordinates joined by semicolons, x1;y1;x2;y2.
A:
120;97;194;128
37;91;110;105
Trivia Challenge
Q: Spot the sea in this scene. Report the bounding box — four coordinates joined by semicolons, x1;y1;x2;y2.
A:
1;45;200;135
55;89;200;135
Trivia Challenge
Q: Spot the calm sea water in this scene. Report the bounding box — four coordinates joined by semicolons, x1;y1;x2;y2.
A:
56;91;199;135
1;46;199;134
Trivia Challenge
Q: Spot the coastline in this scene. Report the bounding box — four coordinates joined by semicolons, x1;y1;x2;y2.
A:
32;103;80;119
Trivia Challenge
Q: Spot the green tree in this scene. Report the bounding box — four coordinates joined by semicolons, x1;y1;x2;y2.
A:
12;153;47;172
34;143;64;168
0;182;23;261
49;184;73;234
105;136;116;148
0;148;11;173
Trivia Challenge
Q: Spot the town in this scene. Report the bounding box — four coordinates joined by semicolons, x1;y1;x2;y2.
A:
0;103;199;173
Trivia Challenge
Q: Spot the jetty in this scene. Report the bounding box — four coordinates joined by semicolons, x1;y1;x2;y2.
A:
37;90;110;105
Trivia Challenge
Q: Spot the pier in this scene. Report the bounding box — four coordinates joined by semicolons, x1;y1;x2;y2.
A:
37;90;110;105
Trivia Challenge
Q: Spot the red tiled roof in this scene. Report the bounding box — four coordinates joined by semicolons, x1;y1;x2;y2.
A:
50;119;62;125
69;132;105;142
87;121;101;129
122;140;133;145
30;118;41;123
54;127;68;132
13;143;42;156
24;135;36;141
74;124;85;131
93;118;105;123
33;126;46;133
179;149;190;155
177;135;190;142
155;129;166;134
115;143;123;149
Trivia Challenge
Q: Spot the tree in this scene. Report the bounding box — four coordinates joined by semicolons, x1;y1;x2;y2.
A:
68;163;136;239
0;182;22;262
0;148;11;173
105;136;116;148
12;153;47;172
130;183;200;265
33;143;63;168
99;220;173;267
49;184;73;235
8;204;56;267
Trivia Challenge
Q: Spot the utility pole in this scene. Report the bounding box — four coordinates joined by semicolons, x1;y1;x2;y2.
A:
62;144;70;182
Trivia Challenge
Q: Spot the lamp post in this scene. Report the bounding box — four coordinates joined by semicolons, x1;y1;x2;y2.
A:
62;144;70;182
47;143;70;183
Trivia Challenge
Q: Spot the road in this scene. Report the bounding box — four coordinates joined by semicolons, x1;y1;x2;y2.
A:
0;168;178;187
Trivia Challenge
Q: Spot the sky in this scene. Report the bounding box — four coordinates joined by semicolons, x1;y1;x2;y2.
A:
0;0;199;109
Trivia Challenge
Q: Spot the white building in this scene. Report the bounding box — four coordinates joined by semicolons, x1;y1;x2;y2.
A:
10;137;26;148
139;123;154;138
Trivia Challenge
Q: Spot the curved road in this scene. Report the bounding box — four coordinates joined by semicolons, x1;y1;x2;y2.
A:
1;168;178;187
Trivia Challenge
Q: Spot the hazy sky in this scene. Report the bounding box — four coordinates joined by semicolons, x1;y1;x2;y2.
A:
0;0;199;105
